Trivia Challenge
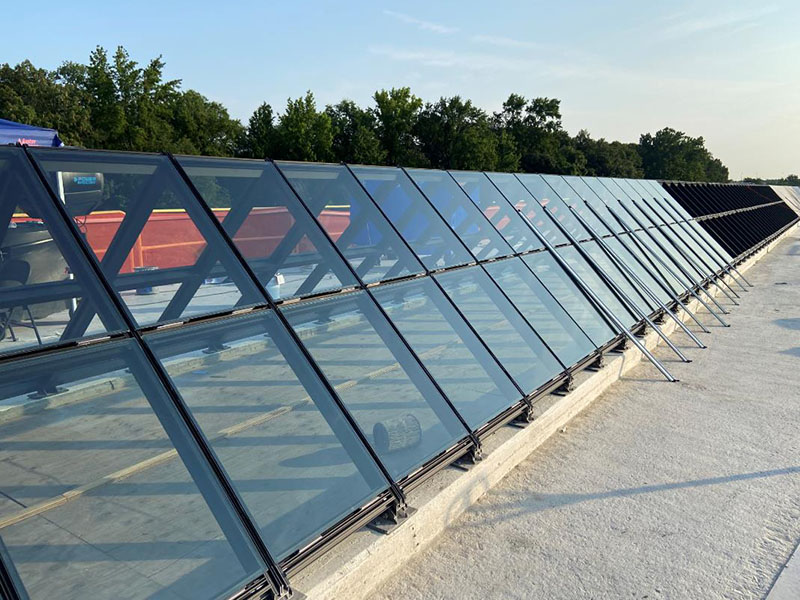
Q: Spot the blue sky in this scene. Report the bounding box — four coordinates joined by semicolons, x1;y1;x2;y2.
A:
5;0;799;177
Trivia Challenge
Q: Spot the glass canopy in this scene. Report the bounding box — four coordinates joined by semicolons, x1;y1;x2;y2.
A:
1;144;792;600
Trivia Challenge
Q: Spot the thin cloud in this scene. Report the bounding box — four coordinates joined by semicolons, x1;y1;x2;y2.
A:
660;6;778;39
383;10;458;34
471;34;541;50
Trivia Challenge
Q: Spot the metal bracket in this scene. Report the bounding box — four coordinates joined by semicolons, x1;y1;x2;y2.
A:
366;500;416;535
554;375;575;396
511;399;536;426
588;353;605;371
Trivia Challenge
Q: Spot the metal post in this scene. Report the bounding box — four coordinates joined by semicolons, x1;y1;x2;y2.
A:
578;197;711;335
568;206;705;350
539;202;690;363
603;203;731;328
517;211;677;382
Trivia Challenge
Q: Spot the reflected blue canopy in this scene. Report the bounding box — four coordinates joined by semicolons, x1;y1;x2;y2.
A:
0;118;63;147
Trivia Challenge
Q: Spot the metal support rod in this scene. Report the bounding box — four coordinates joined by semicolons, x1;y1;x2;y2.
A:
603;204;731;328
540;204;690;364
606;195;733;316
630;198;741;306
518;211;677;382
568;206;705;350
578;198;711;335
648;191;752;289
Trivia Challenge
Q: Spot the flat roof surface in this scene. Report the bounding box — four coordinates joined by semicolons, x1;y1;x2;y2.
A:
374;231;800;599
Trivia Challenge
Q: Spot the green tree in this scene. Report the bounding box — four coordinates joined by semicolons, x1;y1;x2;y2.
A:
415;96;498;170
171;90;243;156
272;91;333;161
240;102;276;158
574;130;643;178
638;127;729;182
372;87;426;166
326;99;386;164
493;94;585;174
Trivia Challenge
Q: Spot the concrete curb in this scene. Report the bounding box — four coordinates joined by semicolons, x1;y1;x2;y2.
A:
292;223;799;600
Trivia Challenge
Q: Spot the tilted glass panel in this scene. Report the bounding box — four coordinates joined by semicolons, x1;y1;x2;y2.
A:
562;176;620;237
517;174;584;243
0;340;264;600
601;235;673;305
281;290;468;479
646;180;694;222
349;165;473;270
372;278;521;428
485;172;568;246
581;177;633;234
521;252;616;346
625;180;677;225
646;226;706;282
435;266;563;394
555;245;639;328
30;148;264;328
483;257;597;368
630;229;694;292
145;311;388;561
541;175;606;240
177;157;358;301
275;162;424;284
0;147;127;356
611;231;685;298
604;178;653;227
580;240;658;314
404;169;513;261
450;171;543;253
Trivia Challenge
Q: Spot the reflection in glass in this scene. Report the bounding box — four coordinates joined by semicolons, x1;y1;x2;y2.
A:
485;173;569;246
555;245;639;328
0;340;262;600
276;162;424;283
30;149;264;327
483;257;598;367
178;157;359;300
0;147;127;356
435;266;563;394
404;169;512;261
580;240;658;314
522;252;617;346
515;174;579;244
450;170;543;253
281;290;468;479
372;278;521;428
146;311;388;561
349;166;474;270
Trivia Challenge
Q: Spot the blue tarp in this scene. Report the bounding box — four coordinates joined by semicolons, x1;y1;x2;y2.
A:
0;118;63;147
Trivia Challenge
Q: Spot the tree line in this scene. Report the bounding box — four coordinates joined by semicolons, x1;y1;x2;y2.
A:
1;46;742;182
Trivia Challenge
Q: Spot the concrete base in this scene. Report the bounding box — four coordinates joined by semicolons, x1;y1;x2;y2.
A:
292;222;799;600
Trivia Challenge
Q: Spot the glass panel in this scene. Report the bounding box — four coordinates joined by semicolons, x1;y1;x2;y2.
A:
349;166;473;270
602;236;673;305
281;290;468;479
276;162;424;283
555;245;639;328
647;227;705;282
516;174;583;243
541;175;605;240
483;257;597;368
581;177;634;234
30;148;264;328
630;229;694;292
434;266;563;394
603;178;653;227
372;278;521;428
404;169;512;260
486;172;568;246
177;157;358;301
449;170;543;253
522;252;617;346
612;232;685;298
145;311;388;561
626;180;676;225
561;176;619;237
0;340;262;600
0;147;127;356
580;240;658;314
